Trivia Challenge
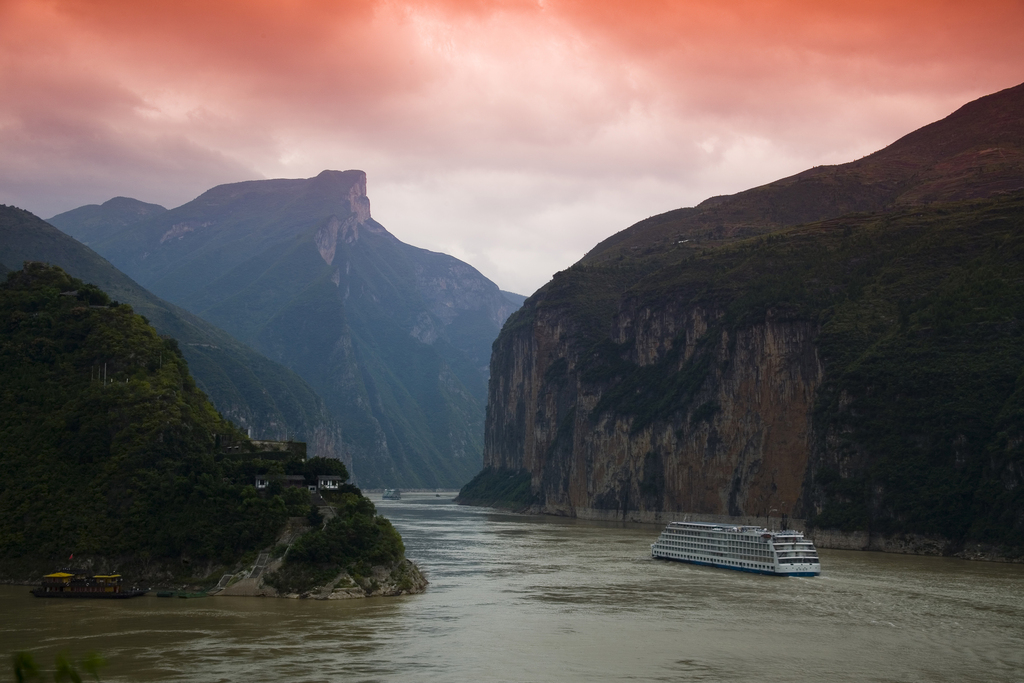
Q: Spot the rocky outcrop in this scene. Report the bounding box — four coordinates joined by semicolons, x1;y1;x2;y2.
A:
213;515;428;599
217;559;427;599
295;560;428;600
313;175;384;266
411;254;518;329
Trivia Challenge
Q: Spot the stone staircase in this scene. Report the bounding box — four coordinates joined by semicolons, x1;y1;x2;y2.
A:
211;502;341;597
249;552;270;579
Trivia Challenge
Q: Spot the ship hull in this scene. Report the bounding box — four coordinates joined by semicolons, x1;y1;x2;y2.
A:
653;555;819;577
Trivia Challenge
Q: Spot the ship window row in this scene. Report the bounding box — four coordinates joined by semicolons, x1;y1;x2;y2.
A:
661;546;772;557
660;540;771;556
657;546;769;562
677;539;771;548
671;532;768;542
668;535;771;546
658;549;775;570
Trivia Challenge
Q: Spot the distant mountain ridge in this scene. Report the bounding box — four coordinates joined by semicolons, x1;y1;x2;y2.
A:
0;205;347;464
50;196;167;247
584;81;1024;262
50;171;523;488
55;170;374;302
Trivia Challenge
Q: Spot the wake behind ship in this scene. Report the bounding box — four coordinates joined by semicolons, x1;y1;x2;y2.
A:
651;521;821;576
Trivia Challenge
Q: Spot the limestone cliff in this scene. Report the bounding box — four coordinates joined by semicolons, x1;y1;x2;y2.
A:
487;296;821;521
476;83;1024;551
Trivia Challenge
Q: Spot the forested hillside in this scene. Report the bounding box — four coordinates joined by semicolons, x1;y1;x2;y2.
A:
50;171;522;488
0;205;347;465
473;82;1024;554
0;264;404;580
0;264;276;565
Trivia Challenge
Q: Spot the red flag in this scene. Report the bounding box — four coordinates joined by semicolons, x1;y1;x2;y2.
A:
69;553;73;560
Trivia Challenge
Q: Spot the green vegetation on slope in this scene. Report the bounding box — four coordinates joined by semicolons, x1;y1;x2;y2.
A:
266;490;404;593
514;193;1024;548
581;81;1024;263
183;215;486;489
47;172;518;489
481;84;1024;550
0;263;286;564
0;264;413;580
456;468;536;510
0;205;344;456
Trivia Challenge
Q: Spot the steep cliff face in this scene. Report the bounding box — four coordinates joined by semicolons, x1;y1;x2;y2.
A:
407;248;520;380
479;84;1024;549
482;192;1024;550
488;298;821;520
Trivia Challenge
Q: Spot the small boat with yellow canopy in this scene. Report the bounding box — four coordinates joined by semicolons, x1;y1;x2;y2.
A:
31;571;148;598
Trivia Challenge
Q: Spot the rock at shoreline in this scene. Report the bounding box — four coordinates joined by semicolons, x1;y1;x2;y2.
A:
217;558;427;599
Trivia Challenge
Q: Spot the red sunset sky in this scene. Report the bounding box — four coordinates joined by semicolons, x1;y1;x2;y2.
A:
1;0;1022;293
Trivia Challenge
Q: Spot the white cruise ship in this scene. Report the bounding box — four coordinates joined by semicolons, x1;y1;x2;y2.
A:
651;521;821;576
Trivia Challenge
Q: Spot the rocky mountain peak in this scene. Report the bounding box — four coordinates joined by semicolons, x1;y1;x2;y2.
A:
312;171;385;266
311;170;372;223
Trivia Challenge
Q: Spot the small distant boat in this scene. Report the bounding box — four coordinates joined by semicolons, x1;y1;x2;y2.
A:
32;571;148;598
382;488;401;500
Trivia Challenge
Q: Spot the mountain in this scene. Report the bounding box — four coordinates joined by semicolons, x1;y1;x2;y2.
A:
0;205;346;463
50;171;522;488
0;263;417;587
470;82;1024;552
46;196;167;247
501;290;527;309
0;263;283;566
583;82;1024;262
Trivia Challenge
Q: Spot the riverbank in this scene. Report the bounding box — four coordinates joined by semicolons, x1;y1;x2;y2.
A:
0;556;428;599
0;511;429;599
215;558;427;599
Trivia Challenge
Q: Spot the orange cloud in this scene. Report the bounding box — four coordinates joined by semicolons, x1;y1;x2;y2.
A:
1;0;1022;292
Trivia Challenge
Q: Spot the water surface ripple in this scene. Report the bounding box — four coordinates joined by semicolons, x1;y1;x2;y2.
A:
2;493;1023;682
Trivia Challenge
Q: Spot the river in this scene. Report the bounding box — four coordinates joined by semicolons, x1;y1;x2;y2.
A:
2;493;1023;682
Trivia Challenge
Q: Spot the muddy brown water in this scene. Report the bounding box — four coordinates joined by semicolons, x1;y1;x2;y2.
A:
2;493;1023;682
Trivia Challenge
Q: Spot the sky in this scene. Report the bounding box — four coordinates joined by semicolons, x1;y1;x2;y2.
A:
1;1;1023;295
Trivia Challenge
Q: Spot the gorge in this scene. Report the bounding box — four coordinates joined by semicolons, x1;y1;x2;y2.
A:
47;171;523;489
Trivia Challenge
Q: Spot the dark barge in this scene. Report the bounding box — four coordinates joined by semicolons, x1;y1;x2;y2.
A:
32;572;148;598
